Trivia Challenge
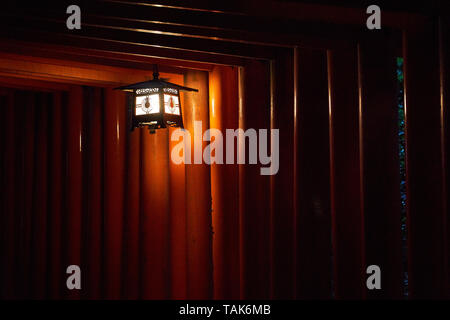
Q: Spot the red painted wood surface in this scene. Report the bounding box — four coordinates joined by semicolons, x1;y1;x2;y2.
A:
15;91;35;299
0;92;6;299
103;88;127;299
11;91;24;299
403;21;449;299
1;23;450;299
168;126;187;299
0;72;216;299
2;91;16;299
31;92;50;298
65;86;83;299
296;48;332;299
84;87;103;299
271;51;296;299
123;115;142;299
140;128;171;299
209;66;240;299
358;31;403;299
440;17;450;295
183;70;214;299
327;48;366;299
239;61;272;299
48;91;64;299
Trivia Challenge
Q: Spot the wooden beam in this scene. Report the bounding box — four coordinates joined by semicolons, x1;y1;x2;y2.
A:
27;5;355;50
0;55;189;87
88;0;424;37
106;0;425;29
0;28;249;67
0;76;70;91
0;14;278;60
0;41;215;72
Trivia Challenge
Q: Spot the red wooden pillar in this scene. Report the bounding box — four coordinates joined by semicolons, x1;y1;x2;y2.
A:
10;91;24;299
0;92;9;299
3;91;17;299
270;50;296;299
358;31;403;299
140;128;171;299
403;20;449;299
31;92;50;299
238;67;245;299
14;91;34;299
327;48;365;299
440;16;450;295
239;61;272;299
84;87;104;299
296;48;332;299
48;91;64;299
209;66;240;299
183;70;213;299
103;88;126;299
0;92;6;299
65;86;84;299
123;119;141;299
168;126;187;299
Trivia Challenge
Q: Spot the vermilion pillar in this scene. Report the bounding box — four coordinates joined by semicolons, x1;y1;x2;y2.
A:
403;21;448;299
168;126;187;299
209;66;240;299
17;91;35;299
296;48;332;299
359;31;403;299
271;51;296;299
84;87;104;299
65;86;83;300
183;70;213;299
123;123;142;299
103;88;126;299
32;93;50;299
327;48;366;299
240;61;271;299
48;91;64;299
140;128;171;299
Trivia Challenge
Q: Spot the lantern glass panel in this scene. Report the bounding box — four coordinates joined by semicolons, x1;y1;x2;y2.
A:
164;94;180;115
135;94;160;115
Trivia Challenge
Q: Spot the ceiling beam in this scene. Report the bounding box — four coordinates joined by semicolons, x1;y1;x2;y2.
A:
0;54;186;86
0;13;279;60
0;27;251;67
0;40;215;72
97;0;427;29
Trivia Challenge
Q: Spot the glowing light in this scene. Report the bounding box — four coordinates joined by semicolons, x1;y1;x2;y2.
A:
164;94;180;115
135;94;160;115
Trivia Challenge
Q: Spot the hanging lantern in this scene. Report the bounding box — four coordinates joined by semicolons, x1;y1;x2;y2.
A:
115;66;198;133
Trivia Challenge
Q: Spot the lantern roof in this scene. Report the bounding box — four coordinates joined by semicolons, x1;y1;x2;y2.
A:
115;65;198;93
115;71;198;92
114;77;198;93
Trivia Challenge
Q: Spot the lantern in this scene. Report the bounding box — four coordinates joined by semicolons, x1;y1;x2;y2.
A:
115;66;198;133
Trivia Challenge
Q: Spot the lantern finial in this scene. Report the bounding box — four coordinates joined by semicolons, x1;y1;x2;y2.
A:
153;64;159;80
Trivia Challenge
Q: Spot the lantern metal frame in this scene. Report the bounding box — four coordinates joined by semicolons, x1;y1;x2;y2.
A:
115;67;198;133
